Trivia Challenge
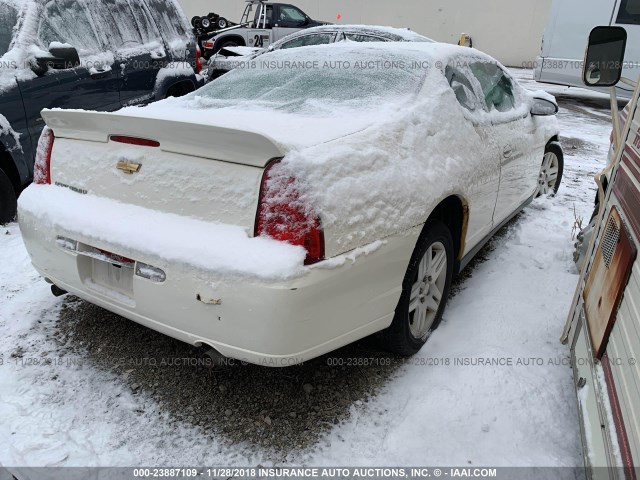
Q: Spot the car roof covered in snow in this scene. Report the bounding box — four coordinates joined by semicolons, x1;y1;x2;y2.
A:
271;24;434;48
260;39;494;67
129;41;525;149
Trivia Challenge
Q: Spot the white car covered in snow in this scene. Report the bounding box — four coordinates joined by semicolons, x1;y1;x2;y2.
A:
207;24;433;81
18;42;562;366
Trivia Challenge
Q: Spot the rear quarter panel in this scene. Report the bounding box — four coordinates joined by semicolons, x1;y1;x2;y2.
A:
280;72;495;259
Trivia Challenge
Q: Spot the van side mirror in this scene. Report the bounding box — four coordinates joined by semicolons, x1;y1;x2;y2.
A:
32;44;80;76
583;26;627;87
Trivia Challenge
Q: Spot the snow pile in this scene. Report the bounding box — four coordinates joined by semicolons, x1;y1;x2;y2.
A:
18;185;307;281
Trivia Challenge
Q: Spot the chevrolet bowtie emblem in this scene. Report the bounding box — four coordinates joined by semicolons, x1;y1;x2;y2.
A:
117;160;142;174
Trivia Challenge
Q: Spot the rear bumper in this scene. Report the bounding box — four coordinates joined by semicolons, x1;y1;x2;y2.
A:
18;188;412;366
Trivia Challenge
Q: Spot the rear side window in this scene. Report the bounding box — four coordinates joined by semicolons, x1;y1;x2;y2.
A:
279;5;306;24
38;0;101;53
617;0;640;24
93;0;161;50
445;65;482;112
129;2;163;44
144;0;188;41
470;62;515;112
345;34;390;43
279;33;334;49
0;2;18;56
95;0;143;49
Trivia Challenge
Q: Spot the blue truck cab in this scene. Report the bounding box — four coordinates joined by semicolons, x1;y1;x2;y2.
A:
0;0;203;223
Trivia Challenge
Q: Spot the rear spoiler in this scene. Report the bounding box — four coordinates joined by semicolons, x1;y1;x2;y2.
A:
41;109;285;168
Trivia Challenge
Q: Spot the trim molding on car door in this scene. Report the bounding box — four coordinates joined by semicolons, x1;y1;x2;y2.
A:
456;195;534;274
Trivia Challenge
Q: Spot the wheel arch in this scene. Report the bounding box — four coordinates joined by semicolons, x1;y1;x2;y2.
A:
163;79;196;99
0;142;21;193
547;135;559;146
425;194;470;271
213;34;246;51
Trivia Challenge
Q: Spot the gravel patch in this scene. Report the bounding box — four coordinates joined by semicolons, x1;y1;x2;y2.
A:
55;298;407;459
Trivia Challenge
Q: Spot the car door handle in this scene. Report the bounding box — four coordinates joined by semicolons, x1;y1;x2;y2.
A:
90;69;113;80
503;146;513;158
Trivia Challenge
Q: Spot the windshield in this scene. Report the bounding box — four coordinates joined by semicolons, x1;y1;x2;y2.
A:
196;46;427;113
0;2;19;57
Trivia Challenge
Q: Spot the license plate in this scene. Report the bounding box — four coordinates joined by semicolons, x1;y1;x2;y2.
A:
91;258;134;297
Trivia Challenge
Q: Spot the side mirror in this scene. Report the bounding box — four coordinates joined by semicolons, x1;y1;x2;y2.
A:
32;44;80;76
583;26;627;87
48;44;80;69
531;97;558;116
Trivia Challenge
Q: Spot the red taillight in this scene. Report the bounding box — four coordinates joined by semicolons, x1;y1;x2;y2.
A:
195;45;203;74
110;135;160;147
255;160;325;265
33;127;54;185
202;41;214;49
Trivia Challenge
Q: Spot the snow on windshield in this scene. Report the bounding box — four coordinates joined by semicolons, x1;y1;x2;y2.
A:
0;1;19;57
194;44;428;113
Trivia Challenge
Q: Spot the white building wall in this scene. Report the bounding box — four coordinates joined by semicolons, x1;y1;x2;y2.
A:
179;0;552;66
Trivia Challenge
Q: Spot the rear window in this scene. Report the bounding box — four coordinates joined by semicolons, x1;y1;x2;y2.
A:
144;0;189;42
195;48;426;112
345;34;390;43
617;0;640;24
278;33;335;50
0;2;19;56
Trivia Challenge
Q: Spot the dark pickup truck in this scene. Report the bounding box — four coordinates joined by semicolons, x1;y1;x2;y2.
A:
0;0;204;224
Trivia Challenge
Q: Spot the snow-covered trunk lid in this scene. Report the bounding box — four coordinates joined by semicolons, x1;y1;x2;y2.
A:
42;109;282;230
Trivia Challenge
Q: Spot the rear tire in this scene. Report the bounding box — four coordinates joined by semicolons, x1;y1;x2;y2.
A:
381;220;454;356
0;169;17;225
217;17;228;29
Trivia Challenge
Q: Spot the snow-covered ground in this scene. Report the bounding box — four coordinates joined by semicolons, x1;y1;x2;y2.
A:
0;70;614;471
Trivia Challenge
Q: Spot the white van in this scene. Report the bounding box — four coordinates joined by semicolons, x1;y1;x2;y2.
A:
535;0;640;99
563;26;640;477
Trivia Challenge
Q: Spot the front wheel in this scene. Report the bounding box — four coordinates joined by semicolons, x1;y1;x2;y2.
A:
381;220;454;356
535;142;564;197
217;17;228;29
